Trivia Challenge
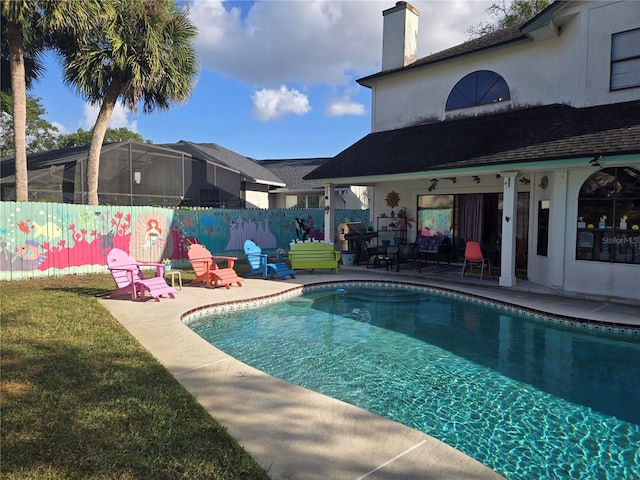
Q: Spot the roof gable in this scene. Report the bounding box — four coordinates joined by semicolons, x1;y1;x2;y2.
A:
260;158;330;191
165;141;285;187
359;24;527;87
358;1;576;87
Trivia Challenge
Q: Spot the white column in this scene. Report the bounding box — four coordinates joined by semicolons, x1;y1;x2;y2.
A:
500;172;519;287
547;170;568;289
323;183;336;245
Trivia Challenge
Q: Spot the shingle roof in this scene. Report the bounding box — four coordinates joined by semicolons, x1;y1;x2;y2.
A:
304;101;640;182
358;1;573;86
358;24;527;86
259;158;331;191
164;141;285;186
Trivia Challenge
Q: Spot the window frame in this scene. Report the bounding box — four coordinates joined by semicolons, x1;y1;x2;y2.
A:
610;28;640;91
576;167;640;264
285;194;322;209
446;70;510;112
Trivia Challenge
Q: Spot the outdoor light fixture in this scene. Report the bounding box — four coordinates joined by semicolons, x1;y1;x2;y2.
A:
519;177;531;185
428;178;439;192
134;171;142;184
473;176;481;183
590;155;602;167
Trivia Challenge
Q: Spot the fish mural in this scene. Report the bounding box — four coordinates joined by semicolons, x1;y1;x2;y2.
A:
16;239;46;265
32;221;63;239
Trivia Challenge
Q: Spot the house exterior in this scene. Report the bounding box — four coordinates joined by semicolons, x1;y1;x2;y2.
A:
260;157;370;210
306;0;640;301
162;141;287;208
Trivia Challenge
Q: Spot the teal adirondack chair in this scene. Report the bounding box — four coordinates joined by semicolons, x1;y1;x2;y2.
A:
243;239;296;280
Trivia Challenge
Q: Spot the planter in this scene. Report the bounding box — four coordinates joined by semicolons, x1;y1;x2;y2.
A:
598;222;606;229
164;263;172;271
620;222;627;230
341;251;357;266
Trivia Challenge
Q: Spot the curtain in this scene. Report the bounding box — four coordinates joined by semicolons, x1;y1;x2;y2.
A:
458;194;484;242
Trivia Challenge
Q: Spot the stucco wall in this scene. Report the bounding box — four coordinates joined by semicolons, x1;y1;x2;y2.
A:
561;169;640;301
370;1;640;133
245;189;270;209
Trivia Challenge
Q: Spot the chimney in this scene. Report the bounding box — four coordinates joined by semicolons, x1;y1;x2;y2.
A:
382;1;420;71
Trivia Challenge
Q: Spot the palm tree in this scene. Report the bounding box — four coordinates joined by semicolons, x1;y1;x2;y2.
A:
55;0;198;205
2;0;100;201
1;0;42;201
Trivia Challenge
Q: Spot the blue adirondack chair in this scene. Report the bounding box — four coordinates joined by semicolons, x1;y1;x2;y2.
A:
243;239;296;280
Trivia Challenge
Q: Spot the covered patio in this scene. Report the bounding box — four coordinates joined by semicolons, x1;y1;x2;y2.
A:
310;101;640;300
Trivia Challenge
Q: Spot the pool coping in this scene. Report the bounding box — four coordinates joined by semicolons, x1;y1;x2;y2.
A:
182;279;640;337
98;271;640;480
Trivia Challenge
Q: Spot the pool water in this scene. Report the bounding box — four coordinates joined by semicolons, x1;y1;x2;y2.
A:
189;285;640;479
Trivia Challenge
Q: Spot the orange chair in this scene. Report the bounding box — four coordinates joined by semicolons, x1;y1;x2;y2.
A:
460;241;491;280
187;244;243;289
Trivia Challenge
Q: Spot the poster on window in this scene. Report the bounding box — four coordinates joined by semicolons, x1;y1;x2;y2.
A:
418;208;452;237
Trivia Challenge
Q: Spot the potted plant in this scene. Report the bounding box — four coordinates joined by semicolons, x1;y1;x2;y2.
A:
620;215;628;230
341;251;357;266
162;258;172;271
598;215;607;229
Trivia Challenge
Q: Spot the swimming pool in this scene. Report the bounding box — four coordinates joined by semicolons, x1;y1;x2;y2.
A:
188;283;640;479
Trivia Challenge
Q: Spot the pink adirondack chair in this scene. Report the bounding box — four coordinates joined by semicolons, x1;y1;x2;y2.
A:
107;248;177;301
187;244;243;289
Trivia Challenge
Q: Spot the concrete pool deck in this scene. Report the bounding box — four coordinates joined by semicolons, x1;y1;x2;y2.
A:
99;268;640;480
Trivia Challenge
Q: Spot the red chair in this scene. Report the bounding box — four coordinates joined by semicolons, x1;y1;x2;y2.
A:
461;241;490;280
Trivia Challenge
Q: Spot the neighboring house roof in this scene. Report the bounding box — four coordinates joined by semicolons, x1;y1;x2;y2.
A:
260;158;331;192
0;141;191;178
164;141;285;187
304;100;640;182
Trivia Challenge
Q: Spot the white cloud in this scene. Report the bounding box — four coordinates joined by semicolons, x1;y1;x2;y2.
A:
81;102;138;132
190;0;493;88
325;97;366;117
252;85;311;121
51;122;71;136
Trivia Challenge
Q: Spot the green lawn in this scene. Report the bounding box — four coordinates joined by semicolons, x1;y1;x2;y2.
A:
1;272;270;479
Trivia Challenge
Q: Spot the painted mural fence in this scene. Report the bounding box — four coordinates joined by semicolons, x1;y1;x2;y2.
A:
0;201;369;281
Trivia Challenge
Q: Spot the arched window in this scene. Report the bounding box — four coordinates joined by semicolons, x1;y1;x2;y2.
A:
446;70;510;111
576;167;640;263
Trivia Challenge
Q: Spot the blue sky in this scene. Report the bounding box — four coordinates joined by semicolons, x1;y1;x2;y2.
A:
30;0;493;160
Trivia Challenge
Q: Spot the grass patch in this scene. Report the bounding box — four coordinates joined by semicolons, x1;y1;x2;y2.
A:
1;273;270;479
